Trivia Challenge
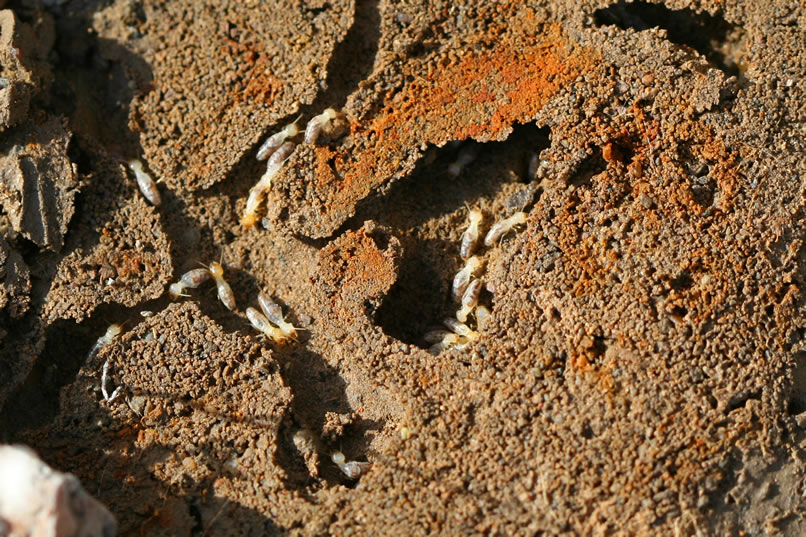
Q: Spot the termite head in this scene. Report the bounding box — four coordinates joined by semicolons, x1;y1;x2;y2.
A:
331;451;346;466
468;209;482;227
466;256;482;273
285;113;303;134
106;324;123;339
475;305;491;330
208;261;225;279
241;212;258;228
169;282;187;298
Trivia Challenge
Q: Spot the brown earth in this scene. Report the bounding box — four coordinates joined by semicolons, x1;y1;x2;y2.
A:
1;0;805;536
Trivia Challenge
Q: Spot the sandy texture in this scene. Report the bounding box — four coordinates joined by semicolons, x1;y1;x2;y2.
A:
1;0;805;536
41;151;172;323
93;0;355;192
0;9;53;132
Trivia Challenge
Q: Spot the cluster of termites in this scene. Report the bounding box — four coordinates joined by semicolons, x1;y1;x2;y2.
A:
90;277;305;404
331;450;371;479
167;261;304;344
424;207;528;354
242;108;345;227
293;429;373;481
168;262;236;311
245;292;302;344
121;109;344;219
90;252;307;403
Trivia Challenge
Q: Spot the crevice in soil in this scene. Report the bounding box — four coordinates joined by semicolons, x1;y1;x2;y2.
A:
357;123;549;347
593;0;742;77
311;0;381;111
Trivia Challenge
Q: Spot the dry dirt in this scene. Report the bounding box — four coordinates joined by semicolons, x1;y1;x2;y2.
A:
1;0;805;536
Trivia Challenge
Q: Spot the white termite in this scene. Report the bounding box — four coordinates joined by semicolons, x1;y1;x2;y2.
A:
331;451;371;479
456;278;482;323
100;359;121;403
257;292;300;339
527;153;540;180
475;305;491;330
87;324;123;362
484;211;527;246
304;108;339;144
423;329;453;344
256;114;302;161
246;307;287;343
127;159;161;206
242;141;296;228
208;261;236;311
169;268;212;299
448;144;479;177
428;333;461;355
443;317;479;341
460;209;483;259
452;256;482;301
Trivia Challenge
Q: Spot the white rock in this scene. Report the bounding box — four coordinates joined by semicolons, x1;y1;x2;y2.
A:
0;445;117;537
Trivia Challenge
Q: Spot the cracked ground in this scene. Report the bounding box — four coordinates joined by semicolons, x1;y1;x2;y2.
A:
1;0;805;536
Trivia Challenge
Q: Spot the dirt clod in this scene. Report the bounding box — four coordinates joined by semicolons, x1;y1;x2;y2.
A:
0;117;77;251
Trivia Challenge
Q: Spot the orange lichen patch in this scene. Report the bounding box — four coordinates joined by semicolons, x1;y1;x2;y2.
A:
316;223;401;319
296;26;596;234
221;38;285;107
314;146;340;189
372;27;591;144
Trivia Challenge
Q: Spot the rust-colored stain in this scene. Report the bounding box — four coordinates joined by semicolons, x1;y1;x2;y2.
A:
532;98;742;324
222;38;284;108
317;224;400;323
301;25;596;234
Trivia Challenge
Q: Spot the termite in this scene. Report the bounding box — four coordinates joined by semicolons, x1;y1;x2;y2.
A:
484;211;527;246
304;108;339;144
87;324;123;362
460;209;483;259
428;333;463;355
242;141;296;228
447;143;479;177
443;317;479;341
256;114;302;161
101;359;121;403
452;256;482;301
527;153;540;180
456;278;482;323
245;307;288;343
257;292;301;340
127;159;161;206
208;261;236;311
168;268;212;299
423;329;453;344
475;305;491;330
331;451;371;479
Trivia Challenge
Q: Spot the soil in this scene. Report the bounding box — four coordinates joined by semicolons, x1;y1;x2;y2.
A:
1;0;805;536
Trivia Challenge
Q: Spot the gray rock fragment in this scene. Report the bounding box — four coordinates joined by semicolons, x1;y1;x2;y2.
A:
0;10;53;132
0;117;78;251
0;234;30;318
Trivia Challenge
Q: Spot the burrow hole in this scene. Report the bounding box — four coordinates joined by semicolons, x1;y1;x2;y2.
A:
593;0;744;77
